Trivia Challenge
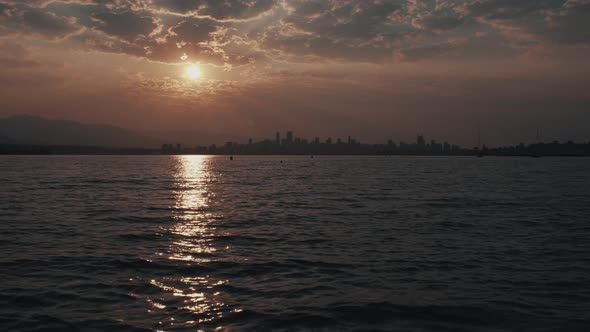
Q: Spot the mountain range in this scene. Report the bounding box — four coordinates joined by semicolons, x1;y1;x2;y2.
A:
0;115;161;148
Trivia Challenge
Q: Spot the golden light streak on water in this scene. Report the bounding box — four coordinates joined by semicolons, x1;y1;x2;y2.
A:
148;156;231;328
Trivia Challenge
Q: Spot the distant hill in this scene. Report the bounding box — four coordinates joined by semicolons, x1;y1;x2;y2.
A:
0;115;161;148
0;133;11;143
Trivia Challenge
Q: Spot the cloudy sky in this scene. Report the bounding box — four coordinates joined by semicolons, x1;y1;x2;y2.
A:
0;0;589;145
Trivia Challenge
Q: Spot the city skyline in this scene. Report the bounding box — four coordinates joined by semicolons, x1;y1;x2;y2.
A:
157;130;590;157
166;129;564;150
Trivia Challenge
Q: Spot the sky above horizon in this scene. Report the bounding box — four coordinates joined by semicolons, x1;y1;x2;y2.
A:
0;0;589;146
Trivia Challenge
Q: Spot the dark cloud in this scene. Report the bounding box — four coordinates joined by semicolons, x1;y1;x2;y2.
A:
1;0;589;66
92;10;158;40
460;0;555;20
260;31;395;63
0;3;10;15
199;0;276;20
1;0;146;8
544;0;590;44
1;0;54;7
91;0;147;9
412;9;465;32
151;0;276;20
0;3;82;39
22;8;82;38
150;0;200;14
169;19;218;44
284;1;403;40
256;1;409;63
461;0;590;46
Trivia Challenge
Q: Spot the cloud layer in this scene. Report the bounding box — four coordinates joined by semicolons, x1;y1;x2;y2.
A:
1;0;588;66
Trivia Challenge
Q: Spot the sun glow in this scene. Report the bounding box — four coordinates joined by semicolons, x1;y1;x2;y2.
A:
186;65;202;80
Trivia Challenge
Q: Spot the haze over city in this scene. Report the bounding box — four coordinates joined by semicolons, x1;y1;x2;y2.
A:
1;0;589;146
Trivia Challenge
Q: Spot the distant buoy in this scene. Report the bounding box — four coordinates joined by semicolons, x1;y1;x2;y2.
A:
230;156;233;160
310;155;314;159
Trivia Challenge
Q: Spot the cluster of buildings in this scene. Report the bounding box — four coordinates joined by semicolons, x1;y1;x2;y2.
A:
268;131;361;146
391;135;462;154
161;132;466;155
160;131;590;157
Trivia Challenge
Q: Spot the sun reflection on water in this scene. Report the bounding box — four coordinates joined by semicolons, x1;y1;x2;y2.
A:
147;155;233;329
170;155;217;262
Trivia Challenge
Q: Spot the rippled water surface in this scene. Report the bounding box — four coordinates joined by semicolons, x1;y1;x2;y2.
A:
1;155;589;331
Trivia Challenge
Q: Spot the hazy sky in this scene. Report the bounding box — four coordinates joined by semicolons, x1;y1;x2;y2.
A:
1;0;589;145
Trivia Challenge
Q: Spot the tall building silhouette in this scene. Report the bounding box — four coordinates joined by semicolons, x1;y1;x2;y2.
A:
275;132;280;145
417;135;425;148
286;131;293;143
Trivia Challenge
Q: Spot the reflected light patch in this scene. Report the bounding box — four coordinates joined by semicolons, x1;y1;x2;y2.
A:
146;156;242;329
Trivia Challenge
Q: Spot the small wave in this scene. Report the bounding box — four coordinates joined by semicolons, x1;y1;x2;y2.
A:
1;314;151;332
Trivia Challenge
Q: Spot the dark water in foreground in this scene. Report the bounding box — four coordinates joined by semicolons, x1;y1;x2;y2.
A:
1;156;589;331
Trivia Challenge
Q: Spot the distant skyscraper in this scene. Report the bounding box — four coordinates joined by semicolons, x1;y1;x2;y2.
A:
417;135;425;147
443;141;451;152
286;131;293;143
275;132;280;145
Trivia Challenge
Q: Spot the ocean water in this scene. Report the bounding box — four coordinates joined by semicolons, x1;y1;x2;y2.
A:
1;155;589;331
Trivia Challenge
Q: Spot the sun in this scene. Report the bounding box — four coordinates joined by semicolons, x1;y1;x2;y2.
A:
185;65;201;80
